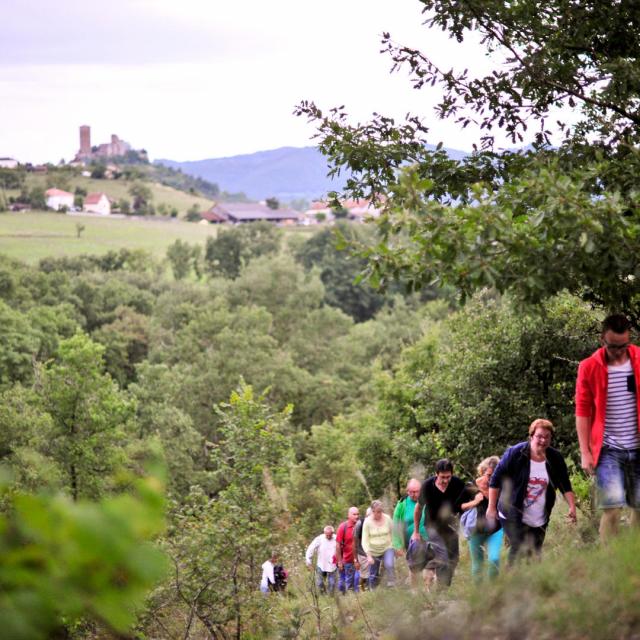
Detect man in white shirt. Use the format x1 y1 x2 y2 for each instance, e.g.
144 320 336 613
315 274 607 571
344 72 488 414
305 525 337 594
260 551 278 593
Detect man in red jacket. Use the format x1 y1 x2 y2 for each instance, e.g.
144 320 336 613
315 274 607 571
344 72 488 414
576 314 640 541
335 506 360 593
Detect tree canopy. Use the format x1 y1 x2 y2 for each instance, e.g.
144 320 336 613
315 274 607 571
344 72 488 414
296 0 640 324
395 0 640 150
0 218 620 636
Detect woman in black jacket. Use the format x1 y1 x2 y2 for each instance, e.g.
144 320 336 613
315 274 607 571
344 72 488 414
487 419 577 563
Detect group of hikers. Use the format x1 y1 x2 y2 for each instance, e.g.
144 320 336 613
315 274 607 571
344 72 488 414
261 314 640 593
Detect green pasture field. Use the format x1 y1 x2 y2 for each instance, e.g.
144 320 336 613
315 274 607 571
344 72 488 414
0 211 218 263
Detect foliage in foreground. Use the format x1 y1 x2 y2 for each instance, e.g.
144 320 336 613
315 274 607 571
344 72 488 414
0 461 167 639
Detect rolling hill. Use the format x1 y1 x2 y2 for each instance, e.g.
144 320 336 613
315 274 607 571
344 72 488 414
8 173 214 214
156 144 469 203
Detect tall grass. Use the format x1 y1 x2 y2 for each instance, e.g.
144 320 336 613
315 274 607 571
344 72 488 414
264 507 639 639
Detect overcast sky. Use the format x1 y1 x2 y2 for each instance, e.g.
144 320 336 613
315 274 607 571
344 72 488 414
1 0 507 164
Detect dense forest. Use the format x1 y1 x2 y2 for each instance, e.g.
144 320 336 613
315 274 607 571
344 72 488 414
0 217 615 639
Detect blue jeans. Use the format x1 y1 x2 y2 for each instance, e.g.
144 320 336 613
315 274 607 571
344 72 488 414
315 568 336 594
368 548 395 589
338 562 358 593
467 528 503 581
596 445 640 509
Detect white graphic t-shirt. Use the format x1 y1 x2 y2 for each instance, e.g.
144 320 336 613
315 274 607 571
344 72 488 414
522 459 548 527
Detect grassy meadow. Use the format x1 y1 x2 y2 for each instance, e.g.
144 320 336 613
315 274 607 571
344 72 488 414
0 211 219 263
0 168 322 264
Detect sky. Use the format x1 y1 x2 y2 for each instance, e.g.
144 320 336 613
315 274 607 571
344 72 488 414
2 0 507 164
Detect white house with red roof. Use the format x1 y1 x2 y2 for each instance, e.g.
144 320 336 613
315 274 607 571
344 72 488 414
45 188 74 211
303 198 382 224
342 198 383 221
83 192 111 215
0 157 18 169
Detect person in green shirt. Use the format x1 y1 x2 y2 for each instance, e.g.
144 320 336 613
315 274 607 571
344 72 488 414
392 478 427 551
393 478 427 586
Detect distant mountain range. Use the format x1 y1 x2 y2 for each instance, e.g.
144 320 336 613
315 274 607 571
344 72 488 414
156 144 469 203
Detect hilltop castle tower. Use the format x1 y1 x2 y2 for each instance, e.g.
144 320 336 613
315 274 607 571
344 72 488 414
79 125 91 157
73 124 144 163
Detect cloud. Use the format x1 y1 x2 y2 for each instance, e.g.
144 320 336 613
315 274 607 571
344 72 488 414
1 0 510 162
0 0 266 65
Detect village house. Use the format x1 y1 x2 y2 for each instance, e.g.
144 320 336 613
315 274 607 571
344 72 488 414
304 200 333 224
83 192 111 215
199 209 228 224
343 198 382 221
304 198 381 224
0 157 19 169
202 202 300 225
45 188 74 211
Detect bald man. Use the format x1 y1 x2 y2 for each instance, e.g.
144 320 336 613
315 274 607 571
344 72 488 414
393 478 426 552
335 506 360 593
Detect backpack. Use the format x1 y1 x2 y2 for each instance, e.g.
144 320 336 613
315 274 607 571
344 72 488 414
336 521 347 549
336 521 353 556
406 537 436 572
271 564 288 592
460 507 478 539
354 517 365 555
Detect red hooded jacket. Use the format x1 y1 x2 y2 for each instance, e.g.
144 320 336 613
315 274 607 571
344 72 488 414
575 344 640 466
